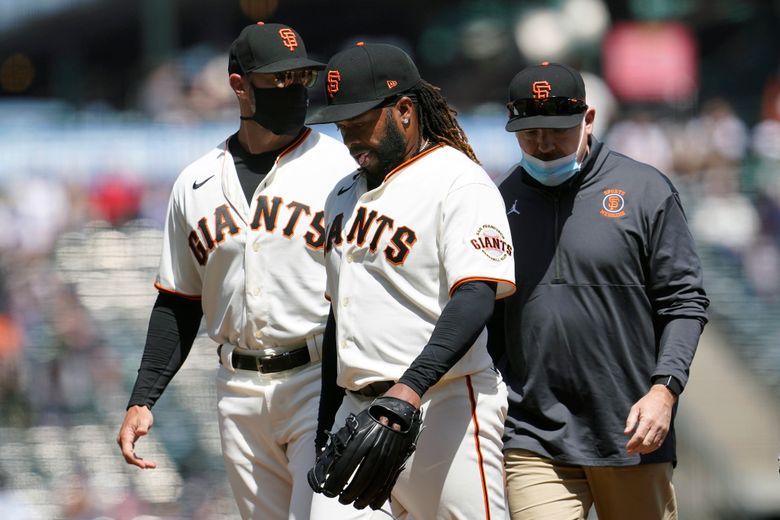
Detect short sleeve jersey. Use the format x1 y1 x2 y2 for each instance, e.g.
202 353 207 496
323 144 516 390
155 128 356 350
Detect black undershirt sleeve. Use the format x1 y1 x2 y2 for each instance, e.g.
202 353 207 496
486 298 507 366
126 292 203 409
315 305 345 452
398 281 497 397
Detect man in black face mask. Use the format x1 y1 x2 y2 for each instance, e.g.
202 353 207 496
117 21 356 520
230 23 315 137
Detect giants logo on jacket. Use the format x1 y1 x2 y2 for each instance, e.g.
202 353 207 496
325 206 417 265
187 196 326 265
600 189 626 218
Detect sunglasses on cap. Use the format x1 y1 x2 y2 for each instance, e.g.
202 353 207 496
376 92 419 109
506 97 587 118
271 69 319 88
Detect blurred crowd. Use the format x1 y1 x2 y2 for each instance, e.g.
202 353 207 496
1 45 779 519
134 46 235 124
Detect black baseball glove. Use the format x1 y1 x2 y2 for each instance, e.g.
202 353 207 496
307 396 423 510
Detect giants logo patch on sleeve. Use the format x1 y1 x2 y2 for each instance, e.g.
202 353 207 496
470 225 512 261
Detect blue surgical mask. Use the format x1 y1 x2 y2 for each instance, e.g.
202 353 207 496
520 151 580 186
520 122 585 186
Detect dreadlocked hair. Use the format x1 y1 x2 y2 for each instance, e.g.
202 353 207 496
410 80 480 164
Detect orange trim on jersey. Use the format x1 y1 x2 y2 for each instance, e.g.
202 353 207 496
449 277 517 298
466 375 491 520
383 143 444 183
154 281 202 301
277 127 312 162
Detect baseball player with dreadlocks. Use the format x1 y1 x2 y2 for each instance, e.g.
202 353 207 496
116 22 355 519
305 43 515 519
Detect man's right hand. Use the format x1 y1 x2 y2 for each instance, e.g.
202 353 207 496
117 405 157 469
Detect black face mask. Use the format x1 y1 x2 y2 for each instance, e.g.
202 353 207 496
241 85 308 135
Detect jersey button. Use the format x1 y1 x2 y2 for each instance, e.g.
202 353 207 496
342 297 349 307
346 253 354 263
253 287 262 296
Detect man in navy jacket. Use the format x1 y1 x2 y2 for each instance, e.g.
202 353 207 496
491 62 709 520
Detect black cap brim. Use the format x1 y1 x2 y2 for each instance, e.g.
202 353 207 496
505 113 585 132
306 99 385 125
247 57 326 74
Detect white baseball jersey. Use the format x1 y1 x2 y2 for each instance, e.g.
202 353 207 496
323 144 516 390
155 128 356 351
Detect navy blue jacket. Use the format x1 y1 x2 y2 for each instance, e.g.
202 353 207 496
491 138 709 466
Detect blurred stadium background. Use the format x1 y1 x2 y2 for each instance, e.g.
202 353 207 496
0 1 779 519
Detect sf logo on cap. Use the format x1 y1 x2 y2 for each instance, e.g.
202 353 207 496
327 70 341 97
532 81 551 99
279 28 298 51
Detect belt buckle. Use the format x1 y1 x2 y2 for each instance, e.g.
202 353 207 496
259 350 290 374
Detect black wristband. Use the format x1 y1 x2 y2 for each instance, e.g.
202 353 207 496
652 375 683 397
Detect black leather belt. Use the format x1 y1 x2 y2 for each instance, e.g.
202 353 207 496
218 344 311 374
350 380 395 397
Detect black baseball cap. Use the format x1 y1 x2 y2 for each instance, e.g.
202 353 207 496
505 62 588 132
306 42 421 124
228 22 326 75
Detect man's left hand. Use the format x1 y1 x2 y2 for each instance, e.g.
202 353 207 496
624 384 676 455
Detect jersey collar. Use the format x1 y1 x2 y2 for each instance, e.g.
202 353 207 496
382 143 444 184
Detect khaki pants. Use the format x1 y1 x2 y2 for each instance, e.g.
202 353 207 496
505 449 677 520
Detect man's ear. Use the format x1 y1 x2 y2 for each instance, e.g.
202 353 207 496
584 106 597 134
396 96 415 125
395 96 415 119
229 73 247 96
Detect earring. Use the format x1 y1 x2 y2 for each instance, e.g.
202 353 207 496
402 118 409 126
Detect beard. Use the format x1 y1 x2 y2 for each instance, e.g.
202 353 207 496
361 111 408 188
